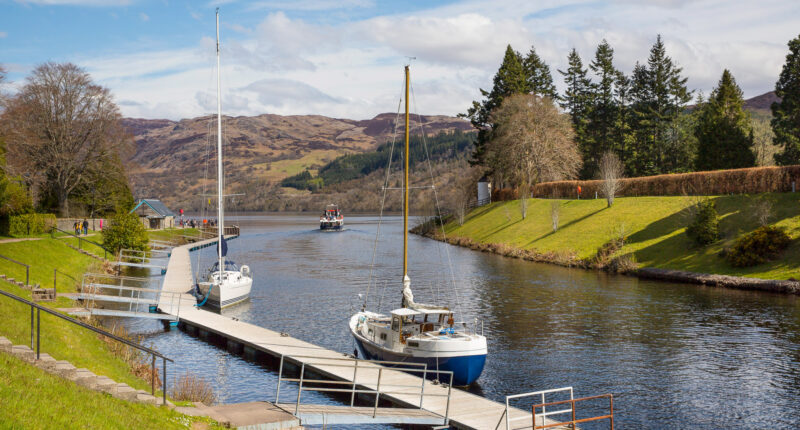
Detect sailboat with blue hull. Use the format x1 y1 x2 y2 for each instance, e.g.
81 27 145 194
349 65 487 387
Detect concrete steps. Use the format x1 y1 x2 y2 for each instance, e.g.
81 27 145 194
0 335 172 408
32 287 55 302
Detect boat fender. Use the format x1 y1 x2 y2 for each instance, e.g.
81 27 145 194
240 265 250 276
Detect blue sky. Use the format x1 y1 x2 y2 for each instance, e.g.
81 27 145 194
2 0 798 120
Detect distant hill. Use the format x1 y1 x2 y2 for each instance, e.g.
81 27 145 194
122 113 473 210
743 91 780 114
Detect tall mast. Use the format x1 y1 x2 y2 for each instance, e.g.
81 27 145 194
402 65 410 285
216 8 224 274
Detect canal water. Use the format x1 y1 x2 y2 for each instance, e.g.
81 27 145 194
125 214 800 429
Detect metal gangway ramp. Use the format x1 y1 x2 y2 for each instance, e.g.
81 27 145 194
274 354 452 427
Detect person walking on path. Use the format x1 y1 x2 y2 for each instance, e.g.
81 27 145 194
73 221 79 235
82 219 89 236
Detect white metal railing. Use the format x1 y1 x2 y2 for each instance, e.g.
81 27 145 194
78 273 186 319
505 386 574 430
275 354 453 425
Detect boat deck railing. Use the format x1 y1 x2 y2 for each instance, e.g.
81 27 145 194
275 354 453 426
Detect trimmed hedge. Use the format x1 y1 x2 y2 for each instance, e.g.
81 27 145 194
499 165 800 200
0 213 57 237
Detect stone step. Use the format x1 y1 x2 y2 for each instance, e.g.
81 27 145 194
7 278 14 283
34 353 57 371
95 376 117 392
0 337 11 353
0 274 6 278
10 345 34 363
74 370 99 389
135 392 158 405
54 361 77 379
110 383 138 401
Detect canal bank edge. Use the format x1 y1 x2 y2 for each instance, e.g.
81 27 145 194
414 194 800 295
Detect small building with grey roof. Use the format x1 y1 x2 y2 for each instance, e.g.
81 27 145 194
130 199 176 230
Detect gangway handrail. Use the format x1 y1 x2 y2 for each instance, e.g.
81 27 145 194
532 393 614 429
504 386 573 430
0 253 30 286
275 354 453 426
0 288 172 404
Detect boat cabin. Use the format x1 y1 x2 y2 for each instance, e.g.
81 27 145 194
322 204 340 220
367 308 453 347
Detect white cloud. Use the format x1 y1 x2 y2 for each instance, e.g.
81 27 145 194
72 0 799 120
245 0 373 11
139 12 149 21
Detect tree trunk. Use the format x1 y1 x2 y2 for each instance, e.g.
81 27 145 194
58 189 70 217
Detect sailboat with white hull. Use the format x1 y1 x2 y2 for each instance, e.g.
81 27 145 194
196 9 252 309
349 65 487 387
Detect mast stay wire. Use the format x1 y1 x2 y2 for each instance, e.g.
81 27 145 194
363 76 406 311
409 81 464 321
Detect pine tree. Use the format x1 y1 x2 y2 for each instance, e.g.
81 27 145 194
614 70 633 171
629 35 693 175
584 40 620 177
522 46 558 99
773 34 800 165
558 49 593 177
464 45 527 167
695 70 755 170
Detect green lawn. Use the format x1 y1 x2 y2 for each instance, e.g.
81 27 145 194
0 352 217 429
0 238 161 394
445 192 800 280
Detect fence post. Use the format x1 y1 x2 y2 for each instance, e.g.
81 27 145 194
350 359 358 407
162 358 166 406
36 308 40 360
30 304 34 349
374 368 382 418
275 355 284 404
151 354 155 395
54 269 57 290
296 363 305 415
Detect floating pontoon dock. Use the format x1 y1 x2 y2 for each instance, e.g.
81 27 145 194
157 237 541 429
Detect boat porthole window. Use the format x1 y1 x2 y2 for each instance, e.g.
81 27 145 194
408 341 419 347
380 333 387 340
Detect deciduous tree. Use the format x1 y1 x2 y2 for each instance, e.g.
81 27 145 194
488 94 581 218
464 45 527 168
1 62 130 216
599 151 623 207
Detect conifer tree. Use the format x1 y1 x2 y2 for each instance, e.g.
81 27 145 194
464 45 527 167
695 70 755 170
584 40 620 177
522 46 558 99
558 49 593 176
628 35 693 175
613 70 633 170
773 34 800 165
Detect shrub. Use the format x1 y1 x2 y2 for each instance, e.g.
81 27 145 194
102 211 149 254
170 372 216 405
726 226 791 267
686 200 719 245
0 213 56 237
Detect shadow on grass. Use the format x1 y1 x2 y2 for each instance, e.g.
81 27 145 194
523 207 606 247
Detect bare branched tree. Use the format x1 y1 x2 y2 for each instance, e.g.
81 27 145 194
599 151 623 208
488 94 581 219
1 62 129 216
446 164 484 225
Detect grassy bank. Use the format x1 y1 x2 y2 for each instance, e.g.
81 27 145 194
440 193 800 280
0 353 210 429
0 237 158 392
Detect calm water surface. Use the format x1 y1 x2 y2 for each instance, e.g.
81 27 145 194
125 214 800 429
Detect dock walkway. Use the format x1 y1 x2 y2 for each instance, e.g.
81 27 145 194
159 238 537 430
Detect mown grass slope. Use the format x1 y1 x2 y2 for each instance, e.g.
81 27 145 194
0 353 210 429
444 193 800 280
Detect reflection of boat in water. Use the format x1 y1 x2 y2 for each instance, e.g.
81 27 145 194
349 65 487 387
319 204 344 230
195 9 252 309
